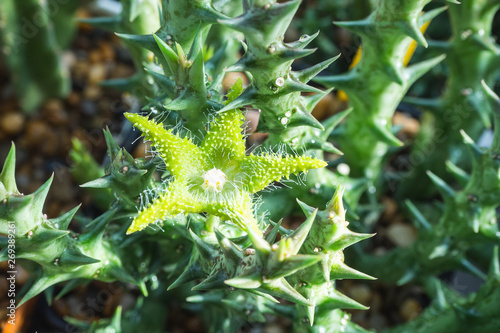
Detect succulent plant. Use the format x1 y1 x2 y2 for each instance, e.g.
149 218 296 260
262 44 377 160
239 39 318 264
0 144 141 307
0 0 77 112
384 248 500 333
399 0 500 198
2 0 500 332
353 82 500 284
124 79 325 235
316 0 447 187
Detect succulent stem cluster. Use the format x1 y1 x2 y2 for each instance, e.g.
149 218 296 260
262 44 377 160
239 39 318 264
355 83 500 285
399 0 500 198
0 0 77 111
0 145 142 307
316 0 447 183
1 0 500 332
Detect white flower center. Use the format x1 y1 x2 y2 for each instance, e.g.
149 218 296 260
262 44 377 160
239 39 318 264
202 168 227 192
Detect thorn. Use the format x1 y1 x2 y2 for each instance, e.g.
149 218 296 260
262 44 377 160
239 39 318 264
334 19 374 38
306 304 316 326
470 34 499 54
489 246 499 276
321 289 369 311
225 275 262 289
280 79 323 94
189 229 218 259
397 269 416 285
296 199 316 218
192 270 227 290
302 89 333 113
287 107 324 131
215 229 244 262
267 255 322 279
78 16 120 31
245 224 271 258
434 279 447 309
382 64 404 85
460 258 487 280
145 67 176 94
0 143 19 195
31 175 54 218
285 209 318 255
153 34 179 75
165 95 194 111
327 185 346 220
398 20 427 47
265 219 283 244
460 130 484 156
405 200 431 230
329 261 377 281
331 231 374 252
81 209 116 242
445 161 470 186
429 243 449 260
427 171 455 198
115 33 159 54
259 277 312 306
419 7 448 26
405 54 446 86
286 31 320 49
370 123 403 147
313 73 353 90
217 88 257 113
403 96 442 110
295 55 340 83
80 176 113 189
168 262 206 290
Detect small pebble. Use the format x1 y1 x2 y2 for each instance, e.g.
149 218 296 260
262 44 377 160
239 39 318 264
381 196 398 223
83 85 102 100
400 298 421 321
349 284 372 305
66 91 81 107
24 120 49 146
311 92 343 120
61 51 76 68
393 112 420 138
387 223 417 248
373 247 387 256
15 265 29 285
87 63 107 84
88 49 102 63
110 64 135 79
73 60 90 81
264 323 285 333
43 99 68 126
222 72 248 91
0 112 24 135
99 41 115 62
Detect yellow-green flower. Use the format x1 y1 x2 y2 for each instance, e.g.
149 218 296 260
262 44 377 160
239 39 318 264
125 79 326 235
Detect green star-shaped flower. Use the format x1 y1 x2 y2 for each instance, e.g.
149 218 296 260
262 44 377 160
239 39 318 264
125 80 326 235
